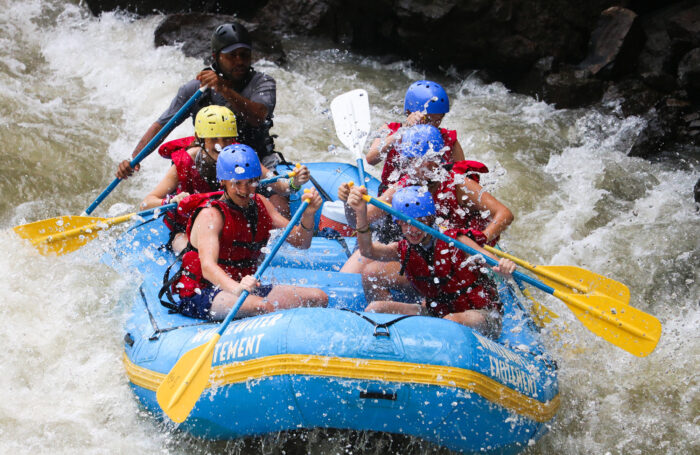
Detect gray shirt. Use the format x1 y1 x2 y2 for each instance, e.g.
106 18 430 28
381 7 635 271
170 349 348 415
157 69 277 157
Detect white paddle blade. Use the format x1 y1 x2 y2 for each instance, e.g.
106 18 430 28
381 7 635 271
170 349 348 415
330 89 371 158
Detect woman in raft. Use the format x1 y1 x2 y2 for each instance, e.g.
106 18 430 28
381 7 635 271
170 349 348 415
347 184 516 339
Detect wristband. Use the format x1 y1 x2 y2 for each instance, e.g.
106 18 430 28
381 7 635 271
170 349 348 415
355 225 370 234
162 194 173 205
300 220 313 232
289 178 301 192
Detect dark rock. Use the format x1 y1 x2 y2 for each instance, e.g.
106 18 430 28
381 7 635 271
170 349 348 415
578 7 645 80
695 177 700 204
515 56 557 97
84 0 267 16
541 67 606 109
666 4 700 47
602 78 663 116
153 14 286 65
628 95 693 158
255 0 336 35
678 48 700 102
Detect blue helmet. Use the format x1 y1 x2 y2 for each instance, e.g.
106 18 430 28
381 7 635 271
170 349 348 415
404 80 449 114
397 124 445 158
216 144 262 181
392 186 436 219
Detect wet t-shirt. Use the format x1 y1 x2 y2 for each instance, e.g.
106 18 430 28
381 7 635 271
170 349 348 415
157 69 276 158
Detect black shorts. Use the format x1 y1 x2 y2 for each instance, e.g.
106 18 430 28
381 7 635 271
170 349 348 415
179 284 274 320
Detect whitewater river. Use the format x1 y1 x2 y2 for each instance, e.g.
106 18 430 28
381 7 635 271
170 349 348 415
0 1 697 453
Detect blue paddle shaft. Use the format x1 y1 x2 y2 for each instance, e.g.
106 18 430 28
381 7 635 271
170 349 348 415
216 199 311 335
135 202 177 219
356 158 366 186
259 173 290 187
84 87 207 215
365 197 556 296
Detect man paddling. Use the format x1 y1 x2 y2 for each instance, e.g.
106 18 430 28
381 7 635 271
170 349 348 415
161 144 327 320
117 22 278 179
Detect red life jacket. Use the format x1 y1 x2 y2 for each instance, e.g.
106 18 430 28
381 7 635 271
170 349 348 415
171 148 218 195
398 228 500 317
161 143 221 232
173 195 273 298
396 163 497 245
158 136 196 158
164 191 223 233
379 122 457 191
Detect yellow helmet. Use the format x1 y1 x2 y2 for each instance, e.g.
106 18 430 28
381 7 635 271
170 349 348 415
194 105 238 138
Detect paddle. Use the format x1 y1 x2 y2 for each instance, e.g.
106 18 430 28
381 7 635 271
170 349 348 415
83 86 208 216
13 203 177 256
484 246 630 305
359 192 662 357
331 89 371 187
259 164 300 187
156 191 313 423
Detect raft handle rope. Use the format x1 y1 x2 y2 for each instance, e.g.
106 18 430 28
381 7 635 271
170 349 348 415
341 308 415 337
139 285 211 341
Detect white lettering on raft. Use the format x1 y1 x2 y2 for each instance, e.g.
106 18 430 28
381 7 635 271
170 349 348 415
214 333 266 363
488 355 537 396
473 332 528 368
189 313 284 344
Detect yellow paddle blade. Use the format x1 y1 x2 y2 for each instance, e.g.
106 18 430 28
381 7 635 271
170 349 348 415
554 290 661 357
536 265 630 304
13 213 133 256
156 335 218 423
485 247 630 304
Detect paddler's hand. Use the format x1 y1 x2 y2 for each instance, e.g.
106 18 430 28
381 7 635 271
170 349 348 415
116 160 140 180
346 185 368 212
302 188 323 213
337 182 352 202
237 275 260 295
405 111 426 127
171 192 191 205
291 165 310 188
492 258 516 278
197 69 228 94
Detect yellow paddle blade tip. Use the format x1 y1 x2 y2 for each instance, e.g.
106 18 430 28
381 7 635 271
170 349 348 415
156 335 219 423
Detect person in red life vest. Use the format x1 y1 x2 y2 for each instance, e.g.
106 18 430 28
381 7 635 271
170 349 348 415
339 124 513 282
347 184 515 338
164 144 327 321
365 80 465 194
140 105 309 253
117 22 279 180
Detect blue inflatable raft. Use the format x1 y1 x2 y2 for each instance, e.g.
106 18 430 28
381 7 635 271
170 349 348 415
104 162 560 454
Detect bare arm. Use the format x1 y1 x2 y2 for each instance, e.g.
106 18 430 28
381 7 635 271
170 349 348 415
262 189 322 249
197 70 268 127
450 139 465 162
366 125 398 165
340 183 396 228
455 234 516 277
347 186 401 261
190 207 248 294
140 165 180 210
456 178 514 242
264 165 310 196
132 122 164 158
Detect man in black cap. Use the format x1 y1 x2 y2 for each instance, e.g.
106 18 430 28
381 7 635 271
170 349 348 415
117 22 278 179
